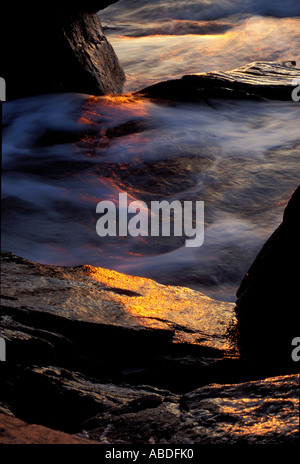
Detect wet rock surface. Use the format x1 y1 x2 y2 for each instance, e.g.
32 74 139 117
85 373 299 444
136 61 300 102
0 366 298 444
0 251 239 393
0 251 299 443
0 251 237 349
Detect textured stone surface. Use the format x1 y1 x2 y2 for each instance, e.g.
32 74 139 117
0 367 298 444
81 374 300 444
0 251 240 395
136 61 300 101
2 3 125 99
0 252 299 443
0 251 236 353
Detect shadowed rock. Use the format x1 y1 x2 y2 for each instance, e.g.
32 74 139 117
2 3 125 99
1 369 298 444
235 185 300 362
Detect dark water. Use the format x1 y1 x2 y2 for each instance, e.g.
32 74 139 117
2 1 300 302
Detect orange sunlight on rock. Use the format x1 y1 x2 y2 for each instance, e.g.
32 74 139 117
84 264 237 351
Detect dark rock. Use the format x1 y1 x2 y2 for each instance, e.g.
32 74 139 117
0 363 174 436
0 251 236 356
136 61 300 102
1 3 125 99
235 186 300 362
175 373 299 444
85 374 299 444
0 251 240 393
0 364 298 444
0 251 298 443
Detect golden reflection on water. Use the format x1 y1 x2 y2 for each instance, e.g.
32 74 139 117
79 94 150 122
77 94 151 160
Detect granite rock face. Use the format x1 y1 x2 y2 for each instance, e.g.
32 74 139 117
2 3 125 99
235 186 300 362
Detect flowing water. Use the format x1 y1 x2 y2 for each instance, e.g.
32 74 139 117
100 0 300 91
2 0 300 302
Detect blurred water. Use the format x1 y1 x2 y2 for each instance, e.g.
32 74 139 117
100 0 300 91
101 0 300 23
2 92 300 301
2 1 300 302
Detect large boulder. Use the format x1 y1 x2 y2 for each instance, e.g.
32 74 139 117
235 185 300 363
2 3 125 99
